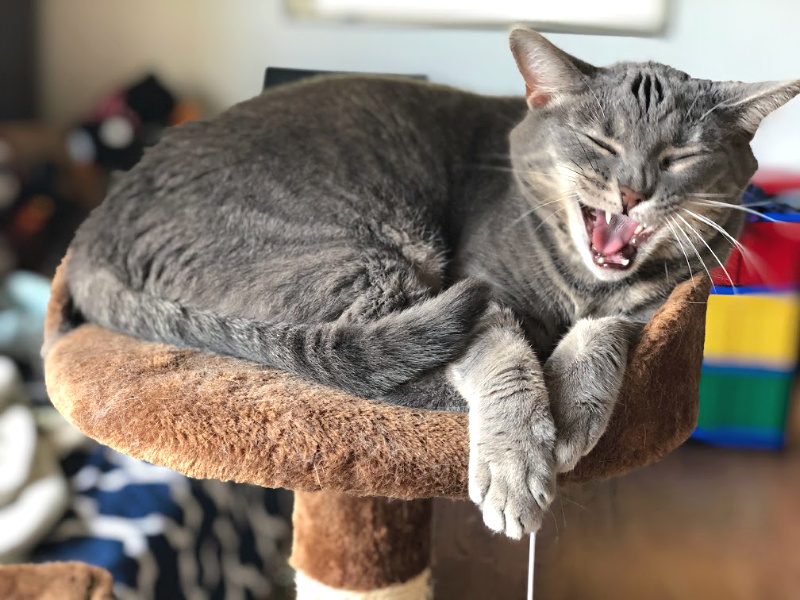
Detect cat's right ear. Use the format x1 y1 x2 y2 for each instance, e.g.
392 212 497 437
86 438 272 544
710 79 800 136
509 27 595 109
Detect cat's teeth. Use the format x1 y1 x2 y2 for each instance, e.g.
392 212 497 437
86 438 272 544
604 212 611 225
634 224 644 235
621 258 630 266
596 256 606 264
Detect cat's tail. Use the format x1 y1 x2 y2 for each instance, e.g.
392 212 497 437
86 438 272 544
67 266 490 398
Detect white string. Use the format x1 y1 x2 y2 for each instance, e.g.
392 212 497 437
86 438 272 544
527 533 536 600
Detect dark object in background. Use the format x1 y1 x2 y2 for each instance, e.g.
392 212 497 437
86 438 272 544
127 74 179 148
263 67 427 90
65 74 175 173
3 161 86 275
65 74 200 174
0 75 200 278
127 75 177 128
0 0 37 120
0 126 92 277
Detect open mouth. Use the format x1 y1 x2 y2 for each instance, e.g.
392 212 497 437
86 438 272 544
579 203 655 270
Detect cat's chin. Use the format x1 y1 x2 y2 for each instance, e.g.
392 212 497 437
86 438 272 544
572 201 659 281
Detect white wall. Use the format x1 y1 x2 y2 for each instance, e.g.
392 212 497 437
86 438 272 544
39 0 800 168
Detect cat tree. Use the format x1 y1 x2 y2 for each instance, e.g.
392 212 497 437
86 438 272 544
43 256 710 599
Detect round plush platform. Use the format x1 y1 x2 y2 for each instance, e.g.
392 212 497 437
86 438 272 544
43 258 710 499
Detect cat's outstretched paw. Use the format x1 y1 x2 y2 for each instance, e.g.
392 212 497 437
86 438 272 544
468 409 556 539
447 310 558 539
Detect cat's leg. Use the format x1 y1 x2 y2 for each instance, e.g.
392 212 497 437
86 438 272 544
447 303 556 539
544 316 642 473
381 369 469 412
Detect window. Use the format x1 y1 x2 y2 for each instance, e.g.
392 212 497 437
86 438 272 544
287 0 669 35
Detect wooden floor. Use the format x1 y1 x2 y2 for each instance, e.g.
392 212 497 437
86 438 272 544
432 442 800 600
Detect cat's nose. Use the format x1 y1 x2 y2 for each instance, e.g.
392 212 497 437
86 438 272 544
620 186 646 212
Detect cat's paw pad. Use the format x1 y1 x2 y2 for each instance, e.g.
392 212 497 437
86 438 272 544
469 432 556 539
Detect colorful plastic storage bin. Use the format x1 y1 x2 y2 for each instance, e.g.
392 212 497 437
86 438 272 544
695 180 800 450
694 366 794 449
696 289 800 450
703 292 800 371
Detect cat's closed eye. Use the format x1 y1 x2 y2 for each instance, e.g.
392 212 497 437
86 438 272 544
583 133 619 156
660 150 705 171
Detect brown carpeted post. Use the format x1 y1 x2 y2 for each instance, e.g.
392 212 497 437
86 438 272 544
291 491 433 599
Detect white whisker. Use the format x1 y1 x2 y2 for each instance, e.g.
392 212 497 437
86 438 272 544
531 204 570 234
502 195 573 232
682 208 772 280
686 193 735 198
685 94 700 120
673 218 714 284
578 71 607 123
676 213 736 291
689 199 779 223
666 217 696 286
470 164 578 185
681 208 745 253
699 98 732 122
559 164 585 178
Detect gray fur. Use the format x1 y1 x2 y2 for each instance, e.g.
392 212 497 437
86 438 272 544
544 316 640 473
65 28 799 538
447 302 556 538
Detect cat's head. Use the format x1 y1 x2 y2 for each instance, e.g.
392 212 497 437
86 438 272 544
507 28 799 283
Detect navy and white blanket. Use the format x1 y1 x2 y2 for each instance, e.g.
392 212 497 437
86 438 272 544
33 443 293 600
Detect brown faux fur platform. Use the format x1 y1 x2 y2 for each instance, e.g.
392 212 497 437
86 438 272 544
43 257 710 498
0 562 114 600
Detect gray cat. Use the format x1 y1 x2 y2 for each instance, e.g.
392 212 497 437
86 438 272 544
65 28 798 538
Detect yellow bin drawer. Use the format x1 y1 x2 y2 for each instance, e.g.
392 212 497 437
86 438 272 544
704 293 800 369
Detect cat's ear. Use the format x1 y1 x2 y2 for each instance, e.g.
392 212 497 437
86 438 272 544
509 27 596 109
711 80 800 135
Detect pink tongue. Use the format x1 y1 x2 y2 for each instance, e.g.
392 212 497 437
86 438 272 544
592 212 640 255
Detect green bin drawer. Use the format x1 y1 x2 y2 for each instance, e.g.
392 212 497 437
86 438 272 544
697 367 793 430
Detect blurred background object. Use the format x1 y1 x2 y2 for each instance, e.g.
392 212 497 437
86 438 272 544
0 0 37 121
286 0 669 34
1 0 799 598
698 181 800 450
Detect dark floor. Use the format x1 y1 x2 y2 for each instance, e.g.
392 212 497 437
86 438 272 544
432 442 800 599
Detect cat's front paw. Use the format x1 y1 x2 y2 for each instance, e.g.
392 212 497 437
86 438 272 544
551 408 609 473
544 317 635 473
547 374 620 473
468 409 556 539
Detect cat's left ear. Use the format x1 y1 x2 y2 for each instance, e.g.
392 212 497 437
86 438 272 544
712 80 800 135
509 27 596 109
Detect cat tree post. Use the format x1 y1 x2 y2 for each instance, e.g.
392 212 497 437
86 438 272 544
291 492 432 598
43 256 710 599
